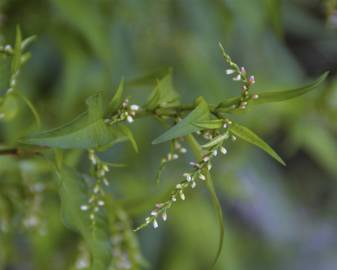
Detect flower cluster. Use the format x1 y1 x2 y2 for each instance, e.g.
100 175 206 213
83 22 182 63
105 99 140 126
134 125 234 231
218 42 259 111
80 150 111 225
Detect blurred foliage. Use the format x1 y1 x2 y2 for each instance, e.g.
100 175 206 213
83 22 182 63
1 0 337 270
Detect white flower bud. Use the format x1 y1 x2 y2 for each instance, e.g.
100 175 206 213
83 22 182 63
226 69 235 75
191 181 196 189
153 219 158 229
80 205 89 211
162 211 167 221
130 104 140 111
212 150 218 156
98 200 105 206
199 174 206 181
220 147 227 155
233 74 241 81
179 190 185 200
127 115 134 123
180 148 187 154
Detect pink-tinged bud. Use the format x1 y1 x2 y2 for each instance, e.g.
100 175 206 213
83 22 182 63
248 75 255 85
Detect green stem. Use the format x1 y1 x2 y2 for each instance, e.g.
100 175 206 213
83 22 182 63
186 135 225 269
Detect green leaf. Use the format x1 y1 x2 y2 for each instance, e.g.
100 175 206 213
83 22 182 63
11 26 22 74
20 93 127 149
219 72 328 109
230 122 286 166
126 67 169 88
21 35 36 51
108 79 124 114
252 72 329 104
58 167 112 270
186 135 224 269
145 71 180 110
118 124 139 153
152 97 210 144
192 119 223 130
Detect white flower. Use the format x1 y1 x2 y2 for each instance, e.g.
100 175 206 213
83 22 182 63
153 219 159 229
191 181 196 189
203 156 210 162
199 174 206 181
103 178 109 186
173 154 179 160
127 115 134 123
171 195 177 202
220 147 227 155
80 205 89 211
207 163 212 170
226 69 235 75
179 190 186 200
212 150 218 156
233 74 241 81
223 123 228 129
94 186 100 194
249 75 256 84
183 173 192 182
130 104 140 111
180 148 187 154
98 200 105 206
162 211 167 221
176 184 182 189
252 94 259 100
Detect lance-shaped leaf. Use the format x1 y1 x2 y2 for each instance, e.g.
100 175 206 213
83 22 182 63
230 122 286 166
108 79 124 114
219 72 328 109
144 71 180 110
152 97 210 144
20 93 127 149
192 119 223 130
58 167 112 270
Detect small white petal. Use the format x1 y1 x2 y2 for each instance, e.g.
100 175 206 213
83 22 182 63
212 150 218 156
151 210 158 216
226 69 235 75
173 154 179 160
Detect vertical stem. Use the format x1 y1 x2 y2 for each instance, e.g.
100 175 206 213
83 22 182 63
186 134 225 269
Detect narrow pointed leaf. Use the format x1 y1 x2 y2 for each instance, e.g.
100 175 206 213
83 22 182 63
252 72 329 104
145 71 180 110
118 124 139 153
192 119 223 130
219 72 328 109
152 97 210 144
108 79 124 113
20 93 128 149
230 122 286 166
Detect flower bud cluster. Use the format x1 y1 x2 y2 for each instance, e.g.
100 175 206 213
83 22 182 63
135 128 232 231
80 150 111 225
219 42 259 111
104 99 140 126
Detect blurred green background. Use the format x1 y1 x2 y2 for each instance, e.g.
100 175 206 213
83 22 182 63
1 0 337 269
